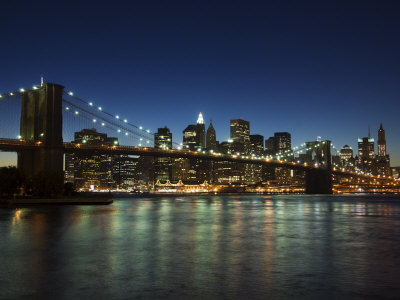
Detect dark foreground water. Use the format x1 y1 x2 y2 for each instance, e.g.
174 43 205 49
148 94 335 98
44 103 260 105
1 195 400 300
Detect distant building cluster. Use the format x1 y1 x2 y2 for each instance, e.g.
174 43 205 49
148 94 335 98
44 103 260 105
64 114 394 191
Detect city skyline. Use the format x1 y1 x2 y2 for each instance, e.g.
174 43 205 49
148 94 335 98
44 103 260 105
0 104 396 166
1 1 400 165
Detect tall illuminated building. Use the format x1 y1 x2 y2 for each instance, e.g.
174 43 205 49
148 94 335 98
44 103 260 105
249 134 264 183
197 112 206 148
274 132 291 154
265 137 275 156
340 145 355 171
377 123 386 157
230 119 250 149
206 120 217 151
182 113 209 183
230 119 251 183
376 123 391 176
154 127 172 181
340 145 353 160
358 136 375 174
155 127 172 149
183 125 199 150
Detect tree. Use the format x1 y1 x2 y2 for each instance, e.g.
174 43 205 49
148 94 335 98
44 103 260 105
31 170 64 198
0 166 25 198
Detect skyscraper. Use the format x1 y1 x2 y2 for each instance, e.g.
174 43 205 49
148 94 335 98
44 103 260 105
183 125 199 150
230 119 251 183
376 123 391 176
206 120 217 151
230 119 250 148
249 134 264 184
274 132 291 154
250 134 264 156
155 127 172 149
265 137 275 156
377 123 386 157
197 112 206 148
340 145 353 160
154 127 172 181
358 137 375 174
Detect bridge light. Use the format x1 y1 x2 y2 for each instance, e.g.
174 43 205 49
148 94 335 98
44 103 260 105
140 138 143 141
19 88 25 92
146 140 150 143
75 111 79 115
98 107 102 111
101 123 105 126
115 115 119 119
93 119 96 123
0 94 2 98
124 119 128 123
10 92 14 96
117 129 121 133
139 143 142 147
125 132 128 136
68 91 74 96
66 107 70 110
139 126 143 130
146 129 150 133
17 135 22 139
114 141 118 145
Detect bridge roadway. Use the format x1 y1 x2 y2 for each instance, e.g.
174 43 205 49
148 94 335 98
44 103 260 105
0 138 393 182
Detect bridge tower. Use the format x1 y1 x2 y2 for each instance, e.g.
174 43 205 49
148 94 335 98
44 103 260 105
305 140 333 194
18 83 64 177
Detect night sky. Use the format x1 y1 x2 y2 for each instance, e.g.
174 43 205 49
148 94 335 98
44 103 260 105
1 1 400 165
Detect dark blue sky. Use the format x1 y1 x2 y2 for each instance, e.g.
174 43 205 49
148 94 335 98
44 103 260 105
1 0 400 164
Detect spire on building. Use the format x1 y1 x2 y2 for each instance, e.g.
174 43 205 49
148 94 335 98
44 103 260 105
40 75 44 87
197 112 204 124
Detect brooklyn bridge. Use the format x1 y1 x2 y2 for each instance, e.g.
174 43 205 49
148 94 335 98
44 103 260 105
0 83 398 194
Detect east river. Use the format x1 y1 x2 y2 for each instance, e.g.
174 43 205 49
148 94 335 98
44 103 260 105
1 195 400 299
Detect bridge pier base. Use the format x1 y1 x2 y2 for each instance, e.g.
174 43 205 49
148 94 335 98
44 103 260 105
18 83 64 178
305 168 333 194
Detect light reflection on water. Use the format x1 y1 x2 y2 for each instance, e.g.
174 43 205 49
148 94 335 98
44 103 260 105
1 195 400 299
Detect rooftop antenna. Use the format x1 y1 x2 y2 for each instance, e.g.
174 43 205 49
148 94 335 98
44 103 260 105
368 125 370 139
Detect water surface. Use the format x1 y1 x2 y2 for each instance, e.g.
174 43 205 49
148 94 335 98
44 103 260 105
1 195 400 299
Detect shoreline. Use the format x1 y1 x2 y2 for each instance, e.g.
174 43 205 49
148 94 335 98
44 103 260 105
1 197 113 205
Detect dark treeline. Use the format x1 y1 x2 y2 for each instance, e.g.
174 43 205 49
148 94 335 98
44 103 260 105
0 166 74 198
